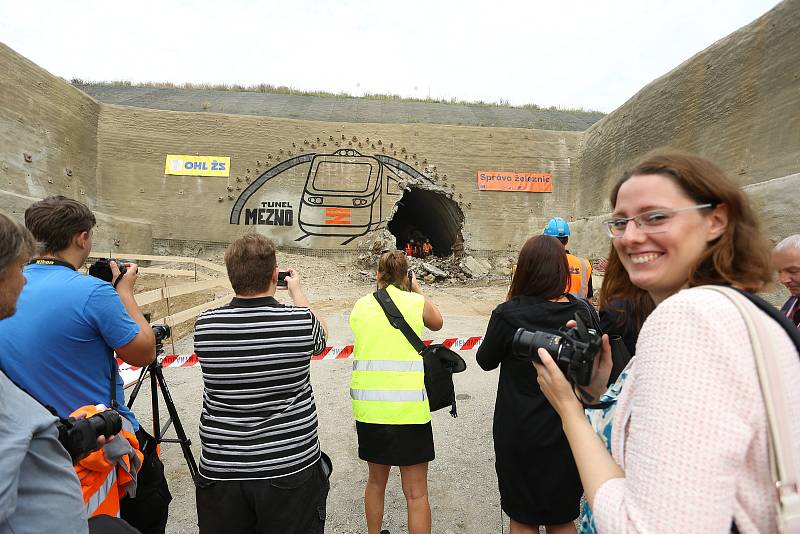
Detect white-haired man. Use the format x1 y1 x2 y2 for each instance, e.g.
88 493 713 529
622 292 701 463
773 234 800 328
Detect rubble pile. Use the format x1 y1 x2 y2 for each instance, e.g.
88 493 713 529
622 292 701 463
350 231 513 286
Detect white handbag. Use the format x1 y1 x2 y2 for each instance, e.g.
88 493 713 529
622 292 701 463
705 286 800 534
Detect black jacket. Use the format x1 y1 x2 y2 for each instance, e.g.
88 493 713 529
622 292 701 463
477 295 599 447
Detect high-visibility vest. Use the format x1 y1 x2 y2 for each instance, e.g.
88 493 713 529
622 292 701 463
566 254 592 300
349 284 431 424
71 405 143 518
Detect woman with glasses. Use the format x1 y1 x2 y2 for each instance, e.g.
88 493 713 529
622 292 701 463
534 151 800 533
350 249 443 534
477 235 601 534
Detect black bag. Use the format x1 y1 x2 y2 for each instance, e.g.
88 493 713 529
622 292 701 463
120 428 172 534
373 289 466 417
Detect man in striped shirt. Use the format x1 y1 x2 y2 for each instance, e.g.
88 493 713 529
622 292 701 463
194 234 330 533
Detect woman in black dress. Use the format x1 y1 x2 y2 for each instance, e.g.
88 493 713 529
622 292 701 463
477 235 599 534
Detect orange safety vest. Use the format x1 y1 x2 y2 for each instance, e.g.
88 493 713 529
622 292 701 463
566 253 592 300
71 405 143 518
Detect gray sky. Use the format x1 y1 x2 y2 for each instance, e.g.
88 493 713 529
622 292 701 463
0 0 781 112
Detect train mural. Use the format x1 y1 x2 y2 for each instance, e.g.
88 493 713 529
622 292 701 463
230 149 437 245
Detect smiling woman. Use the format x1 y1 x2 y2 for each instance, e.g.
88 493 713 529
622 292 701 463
532 151 800 533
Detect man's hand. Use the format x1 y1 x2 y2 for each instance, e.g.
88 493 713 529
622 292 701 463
284 267 301 294
111 261 138 294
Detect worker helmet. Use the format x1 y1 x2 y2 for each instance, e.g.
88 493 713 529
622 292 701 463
543 217 571 237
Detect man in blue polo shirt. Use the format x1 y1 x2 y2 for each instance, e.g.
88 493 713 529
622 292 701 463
0 196 154 428
0 196 170 533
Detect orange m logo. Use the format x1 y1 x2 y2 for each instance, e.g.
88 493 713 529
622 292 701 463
325 207 351 225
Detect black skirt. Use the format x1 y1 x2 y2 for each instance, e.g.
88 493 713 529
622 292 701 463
356 421 435 466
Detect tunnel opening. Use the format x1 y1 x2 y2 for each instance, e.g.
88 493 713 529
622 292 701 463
387 187 464 258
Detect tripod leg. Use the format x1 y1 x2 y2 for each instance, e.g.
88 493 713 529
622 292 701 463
150 365 161 443
126 366 149 408
153 366 199 483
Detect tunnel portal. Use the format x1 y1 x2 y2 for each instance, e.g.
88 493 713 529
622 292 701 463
387 187 464 257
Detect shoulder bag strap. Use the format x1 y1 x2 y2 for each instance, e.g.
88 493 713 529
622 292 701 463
704 286 800 532
373 289 427 354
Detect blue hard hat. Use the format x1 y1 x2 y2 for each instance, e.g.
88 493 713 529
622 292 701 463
543 217 570 237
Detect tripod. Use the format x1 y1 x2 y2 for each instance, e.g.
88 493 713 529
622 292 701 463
127 341 199 483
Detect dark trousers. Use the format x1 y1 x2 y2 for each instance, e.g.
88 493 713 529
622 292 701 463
196 459 329 534
120 429 172 534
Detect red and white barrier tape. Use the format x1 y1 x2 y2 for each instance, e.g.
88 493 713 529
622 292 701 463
119 335 483 379
120 336 482 387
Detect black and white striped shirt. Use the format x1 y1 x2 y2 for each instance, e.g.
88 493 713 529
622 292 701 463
194 296 326 480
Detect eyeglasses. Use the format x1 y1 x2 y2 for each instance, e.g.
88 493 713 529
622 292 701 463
603 203 715 238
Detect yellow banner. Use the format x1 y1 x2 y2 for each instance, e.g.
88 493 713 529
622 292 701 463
165 155 230 177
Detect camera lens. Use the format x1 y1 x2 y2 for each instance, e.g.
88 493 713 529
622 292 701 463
512 329 562 362
88 410 123 438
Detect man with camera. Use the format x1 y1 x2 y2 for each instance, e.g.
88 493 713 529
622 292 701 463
0 213 140 534
0 196 169 533
193 234 330 533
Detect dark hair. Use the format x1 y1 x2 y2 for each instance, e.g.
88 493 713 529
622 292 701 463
0 213 35 273
24 196 96 254
377 250 409 290
601 150 773 305
508 235 570 300
224 234 276 295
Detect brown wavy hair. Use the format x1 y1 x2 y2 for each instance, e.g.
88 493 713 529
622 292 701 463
378 250 410 290
508 235 570 300
600 150 773 308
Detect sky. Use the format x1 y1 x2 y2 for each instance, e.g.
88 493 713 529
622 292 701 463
0 0 782 113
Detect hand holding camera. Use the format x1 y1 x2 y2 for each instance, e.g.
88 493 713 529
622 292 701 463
88 258 138 293
57 409 123 464
516 313 612 415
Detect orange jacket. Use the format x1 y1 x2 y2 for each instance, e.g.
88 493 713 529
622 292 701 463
566 253 592 300
70 405 143 518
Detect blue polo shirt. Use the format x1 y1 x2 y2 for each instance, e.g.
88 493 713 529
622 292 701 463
0 264 140 429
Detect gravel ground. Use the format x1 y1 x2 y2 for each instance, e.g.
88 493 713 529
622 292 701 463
128 269 552 533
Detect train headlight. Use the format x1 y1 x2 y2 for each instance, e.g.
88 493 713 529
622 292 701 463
352 198 368 206
307 196 323 205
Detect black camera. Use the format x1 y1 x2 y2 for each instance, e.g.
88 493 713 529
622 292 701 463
512 313 601 386
277 271 288 288
57 410 123 463
152 324 171 344
88 258 127 284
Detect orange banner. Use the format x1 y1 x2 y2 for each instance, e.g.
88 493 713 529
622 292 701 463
477 171 553 192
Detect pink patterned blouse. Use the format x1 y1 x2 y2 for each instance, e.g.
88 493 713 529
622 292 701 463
592 287 800 533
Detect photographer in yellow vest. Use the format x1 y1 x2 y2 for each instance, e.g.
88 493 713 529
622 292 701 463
543 217 593 301
349 249 443 534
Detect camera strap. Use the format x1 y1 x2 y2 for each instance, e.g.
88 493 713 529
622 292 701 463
28 257 76 271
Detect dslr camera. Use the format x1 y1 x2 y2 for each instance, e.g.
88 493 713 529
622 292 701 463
57 409 123 463
152 323 171 345
512 313 601 386
88 258 127 283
